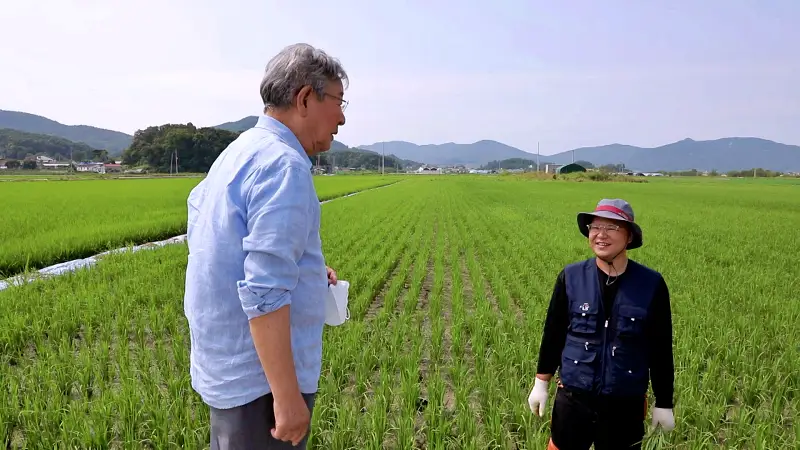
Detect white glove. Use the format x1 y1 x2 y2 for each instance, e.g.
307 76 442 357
652 407 675 431
527 378 550 416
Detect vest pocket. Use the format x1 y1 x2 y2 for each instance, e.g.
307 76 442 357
569 312 598 334
609 345 647 391
615 304 646 337
560 340 597 391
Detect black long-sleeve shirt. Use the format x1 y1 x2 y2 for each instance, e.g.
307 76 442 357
536 264 675 408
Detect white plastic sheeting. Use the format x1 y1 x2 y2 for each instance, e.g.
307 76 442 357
318 181 397 204
0 235 188 292
0 180 400 292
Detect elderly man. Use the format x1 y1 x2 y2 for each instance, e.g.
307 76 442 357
527 199 675 450
183 43 347 449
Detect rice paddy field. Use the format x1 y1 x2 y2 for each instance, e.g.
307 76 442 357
1 174 798 449
0 175 398 277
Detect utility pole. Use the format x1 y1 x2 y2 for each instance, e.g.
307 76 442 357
381 142 385 174
572 149 575 163
537 142 540 172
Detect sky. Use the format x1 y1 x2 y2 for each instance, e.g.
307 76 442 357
1 1 798 156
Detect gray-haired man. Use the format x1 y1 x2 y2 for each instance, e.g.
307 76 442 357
183 43 347 449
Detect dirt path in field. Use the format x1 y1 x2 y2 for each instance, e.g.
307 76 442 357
457 246 487 442
440 233 456 415
468 229 525 325
458 249 477 371
480 269 501 315
415 218 437 366
412 217 438 449
363 252 406 322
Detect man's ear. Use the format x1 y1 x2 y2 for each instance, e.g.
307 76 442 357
296 85 313 116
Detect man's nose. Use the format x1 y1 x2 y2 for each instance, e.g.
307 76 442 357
338 112 346 126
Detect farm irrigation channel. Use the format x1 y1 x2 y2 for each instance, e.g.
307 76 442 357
0 180 402 292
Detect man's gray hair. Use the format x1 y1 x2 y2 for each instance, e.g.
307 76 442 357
260 43 349 110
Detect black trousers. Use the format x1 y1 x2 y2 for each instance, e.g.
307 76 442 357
210 392 316 450
550 386 647 450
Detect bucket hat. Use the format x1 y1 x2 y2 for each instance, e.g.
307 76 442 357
577 198 643 249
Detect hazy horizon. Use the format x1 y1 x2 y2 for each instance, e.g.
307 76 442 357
2 1 798 156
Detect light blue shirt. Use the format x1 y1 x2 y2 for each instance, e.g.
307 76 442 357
183 115 328 410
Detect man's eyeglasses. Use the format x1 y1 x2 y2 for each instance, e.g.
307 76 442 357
324 93 348 112
587 224 621 234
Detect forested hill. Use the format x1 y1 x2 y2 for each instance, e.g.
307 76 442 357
0 110 132 154
121 122 413 173
0 128 105 162
314 148 407 172
121 123 239 173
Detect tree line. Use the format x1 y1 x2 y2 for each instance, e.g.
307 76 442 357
0 128 107 165
480 158 597 171
120 123 409 173
121 123 239 173
1 124 413 173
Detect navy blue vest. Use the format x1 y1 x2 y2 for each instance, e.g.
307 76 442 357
559 258 660 397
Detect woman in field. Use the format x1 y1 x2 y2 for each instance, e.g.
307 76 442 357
527 198 676 450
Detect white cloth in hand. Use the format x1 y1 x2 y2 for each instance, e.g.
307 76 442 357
527 378 550 416
652 407 675 431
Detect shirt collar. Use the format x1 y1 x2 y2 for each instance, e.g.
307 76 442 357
255 115 312 168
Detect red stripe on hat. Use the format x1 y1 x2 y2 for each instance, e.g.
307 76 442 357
595 205 631 221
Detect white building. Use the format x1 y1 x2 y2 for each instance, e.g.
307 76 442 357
544 163 564 174
75 162 106 173
415 166 442 174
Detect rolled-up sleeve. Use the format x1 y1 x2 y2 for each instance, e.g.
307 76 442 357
237 165 311 320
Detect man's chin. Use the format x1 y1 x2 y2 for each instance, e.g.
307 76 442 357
306 142 330 157
317 141 331 153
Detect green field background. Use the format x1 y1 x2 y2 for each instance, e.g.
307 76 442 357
0 175 399 277
1 175 798 449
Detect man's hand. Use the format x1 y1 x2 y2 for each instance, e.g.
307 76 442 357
271 393 311 446
326 266 337 285
527 376 550 416
248 306 307 443
652 407 675 431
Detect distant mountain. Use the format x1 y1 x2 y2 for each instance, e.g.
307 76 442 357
357 140 534 167
213 116 348 151
543 137 800 172
5 110 796 172
213 116 258 133
0 110 132 154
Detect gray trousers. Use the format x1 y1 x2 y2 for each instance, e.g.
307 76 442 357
210 393 316 450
